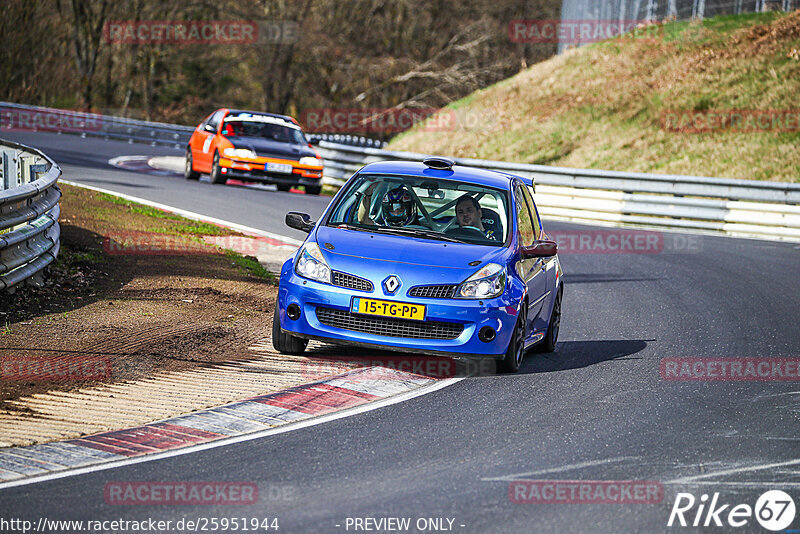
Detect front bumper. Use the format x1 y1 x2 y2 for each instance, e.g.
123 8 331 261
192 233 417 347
277 265 519 358
219 157 323 186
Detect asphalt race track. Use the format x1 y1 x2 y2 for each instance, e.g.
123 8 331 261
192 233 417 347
2 131 800 533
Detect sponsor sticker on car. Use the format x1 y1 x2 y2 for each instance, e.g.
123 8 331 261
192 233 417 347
351 297 426 321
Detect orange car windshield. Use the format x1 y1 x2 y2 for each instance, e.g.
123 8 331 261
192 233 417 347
222 119 305 144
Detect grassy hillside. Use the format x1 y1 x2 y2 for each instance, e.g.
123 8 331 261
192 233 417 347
389 11 800 181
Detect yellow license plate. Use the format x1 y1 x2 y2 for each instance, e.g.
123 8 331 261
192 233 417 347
351 297 426 321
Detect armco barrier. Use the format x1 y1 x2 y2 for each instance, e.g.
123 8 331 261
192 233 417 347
2 102 798 242
315 142 800 242
0 102 384 149
0 139 61 291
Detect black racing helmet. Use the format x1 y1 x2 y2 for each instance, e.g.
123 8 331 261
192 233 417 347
381 185 416 227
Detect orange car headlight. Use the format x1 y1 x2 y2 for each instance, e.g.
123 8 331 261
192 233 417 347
299 156 323 167
223 148 257 159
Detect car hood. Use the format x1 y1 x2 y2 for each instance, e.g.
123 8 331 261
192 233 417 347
227 136 314 160
313 225 508 286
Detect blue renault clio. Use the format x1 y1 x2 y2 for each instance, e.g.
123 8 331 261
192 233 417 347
273 157 563 373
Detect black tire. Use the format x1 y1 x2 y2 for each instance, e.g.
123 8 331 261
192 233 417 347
210 151 226 184
535 286 562 353
498 304 527 373
272 299 308 354
184 149 200 180
305 185 322 195
276 184 291 192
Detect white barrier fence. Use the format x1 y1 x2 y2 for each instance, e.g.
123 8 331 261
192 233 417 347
316 142 800 242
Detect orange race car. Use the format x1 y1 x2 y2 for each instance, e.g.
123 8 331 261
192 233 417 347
185 108 325 194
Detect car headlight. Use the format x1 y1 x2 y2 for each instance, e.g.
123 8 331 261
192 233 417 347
294 242 331 284
457 263 506 299
299 156 323 167
223 148 257 159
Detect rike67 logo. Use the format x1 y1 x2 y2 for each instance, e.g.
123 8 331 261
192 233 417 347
668 490 796 531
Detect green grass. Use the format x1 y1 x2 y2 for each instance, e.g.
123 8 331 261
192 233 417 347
225 250 274 282
99 194 183 220
389 11 800 182
98 193 231 235
91 188 275 282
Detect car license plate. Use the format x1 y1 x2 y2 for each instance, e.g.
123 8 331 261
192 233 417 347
351 297 426 321
266 162 292 174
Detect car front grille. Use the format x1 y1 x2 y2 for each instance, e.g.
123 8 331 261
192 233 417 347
408 284 457 299
332 271 374 292
315 307 463 340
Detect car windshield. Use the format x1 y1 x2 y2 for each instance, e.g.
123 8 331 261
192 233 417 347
326 173 510 246
222 114 306 144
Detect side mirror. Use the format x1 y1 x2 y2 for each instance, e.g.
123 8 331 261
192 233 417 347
521 240 558 258
203 123 216 133
286 212 315 233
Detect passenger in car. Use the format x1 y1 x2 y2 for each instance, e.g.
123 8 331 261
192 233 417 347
455 195 499 241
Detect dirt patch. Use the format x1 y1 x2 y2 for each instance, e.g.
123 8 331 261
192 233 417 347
0 184 280 408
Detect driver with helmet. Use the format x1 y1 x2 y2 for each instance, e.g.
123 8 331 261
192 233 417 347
380 185 417 226
357 183 418 227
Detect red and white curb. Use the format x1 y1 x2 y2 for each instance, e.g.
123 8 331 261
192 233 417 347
0 367 447 486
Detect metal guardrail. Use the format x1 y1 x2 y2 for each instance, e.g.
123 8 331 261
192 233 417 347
315 141 800 242
0 102 195 148
1 102 797 242
0 139 61 291
307 133 386 149
0 102 384 149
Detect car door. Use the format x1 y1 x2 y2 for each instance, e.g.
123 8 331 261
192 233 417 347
514 183 547 336
194 110 224 171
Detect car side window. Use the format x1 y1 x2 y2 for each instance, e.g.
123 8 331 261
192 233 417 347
515 185 536 246
207 110 225 132
520 184 542 241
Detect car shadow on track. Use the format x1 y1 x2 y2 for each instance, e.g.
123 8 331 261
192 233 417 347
519 339 651 375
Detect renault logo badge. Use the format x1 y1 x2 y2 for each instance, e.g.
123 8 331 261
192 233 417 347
383 275 401 295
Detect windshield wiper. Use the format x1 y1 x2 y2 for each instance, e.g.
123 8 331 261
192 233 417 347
332 223 373 233
332 223 463 243
369 226 463 243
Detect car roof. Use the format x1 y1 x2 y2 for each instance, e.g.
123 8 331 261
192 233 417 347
358 160 521 190
223 108 298 124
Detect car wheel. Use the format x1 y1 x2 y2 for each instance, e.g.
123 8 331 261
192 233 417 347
184 149 200 180
499 304 527 373
210 151 226 184
276 184 291 192
272 298 308 355
305 185 322 195
535 286 562 353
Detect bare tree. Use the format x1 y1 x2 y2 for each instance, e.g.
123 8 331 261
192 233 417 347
68 0 109 110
